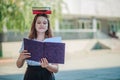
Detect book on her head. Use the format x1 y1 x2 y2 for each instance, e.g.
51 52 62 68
32 7 51 14
24 37 65 64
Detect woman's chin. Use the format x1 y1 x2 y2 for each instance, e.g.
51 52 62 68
37 30 46 33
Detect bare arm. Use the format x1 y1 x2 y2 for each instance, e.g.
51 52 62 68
16 56 25 68
46 64 58 73
41 58 59 73
16 50 31 68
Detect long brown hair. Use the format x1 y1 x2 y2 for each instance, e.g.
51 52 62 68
28 14 53 39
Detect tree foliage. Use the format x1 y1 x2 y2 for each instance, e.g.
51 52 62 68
0 0 63 32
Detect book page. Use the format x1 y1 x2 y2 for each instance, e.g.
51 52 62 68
44 37 62 43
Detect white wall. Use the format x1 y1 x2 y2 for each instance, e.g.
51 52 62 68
2 42 22 58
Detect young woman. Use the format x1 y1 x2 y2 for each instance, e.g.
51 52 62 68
16 14 58 80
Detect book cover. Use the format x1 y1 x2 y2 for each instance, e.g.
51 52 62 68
32 7 50 10
24 38 65 64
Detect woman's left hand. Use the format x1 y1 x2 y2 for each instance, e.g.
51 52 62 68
40 58 59 73
40 58 49 68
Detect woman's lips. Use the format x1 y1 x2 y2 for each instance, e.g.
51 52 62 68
39 27 45 29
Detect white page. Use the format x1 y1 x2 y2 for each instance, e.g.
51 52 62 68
44 37 62 43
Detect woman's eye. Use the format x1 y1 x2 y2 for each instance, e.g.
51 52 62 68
37 22 40 24
37 21 47 25
43 22 47 25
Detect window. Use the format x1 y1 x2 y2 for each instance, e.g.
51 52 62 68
82 22 84 29
60 18 93 30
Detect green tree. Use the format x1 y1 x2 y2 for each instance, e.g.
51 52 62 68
0 0 64 57
0 0 26 32
0 0 63 32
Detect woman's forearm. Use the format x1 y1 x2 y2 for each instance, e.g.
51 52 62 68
16 50 31 68
46 64 58 73
16 58 25 68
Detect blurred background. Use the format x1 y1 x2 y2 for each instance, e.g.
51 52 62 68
0 0 120 80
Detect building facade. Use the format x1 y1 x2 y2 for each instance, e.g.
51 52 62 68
54 0 120 39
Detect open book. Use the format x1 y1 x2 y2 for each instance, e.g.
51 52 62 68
24 37 65 64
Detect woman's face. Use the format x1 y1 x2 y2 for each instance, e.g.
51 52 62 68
35 16 48 33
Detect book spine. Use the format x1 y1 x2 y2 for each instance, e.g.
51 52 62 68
33 10 51 14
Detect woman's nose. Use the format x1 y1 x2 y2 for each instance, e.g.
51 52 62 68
40 23 44 26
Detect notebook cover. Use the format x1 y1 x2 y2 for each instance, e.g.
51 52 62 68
24 38 65 64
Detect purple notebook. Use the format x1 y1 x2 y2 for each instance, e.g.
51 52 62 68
24 38 65 64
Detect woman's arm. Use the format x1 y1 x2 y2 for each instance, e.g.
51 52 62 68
41 58 59 73
16 50 31 68
46 64 58 73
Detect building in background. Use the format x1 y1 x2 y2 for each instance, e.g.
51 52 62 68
54 0 120 39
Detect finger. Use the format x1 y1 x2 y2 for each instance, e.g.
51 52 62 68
42 58 45 64
44 58 48 63
43 58 48 66
24 53 31 55
25 55 31 58
43 58 47 63
22 50 28 53
41 58 44 63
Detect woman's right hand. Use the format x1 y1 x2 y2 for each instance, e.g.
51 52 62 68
16 50 31 68
18 50 31 61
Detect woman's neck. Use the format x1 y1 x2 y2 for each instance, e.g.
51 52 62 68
36 32 45 41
